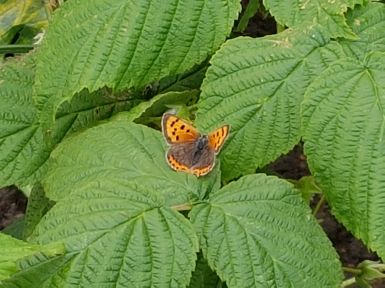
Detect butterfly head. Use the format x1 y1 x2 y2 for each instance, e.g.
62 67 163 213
196 135 209 150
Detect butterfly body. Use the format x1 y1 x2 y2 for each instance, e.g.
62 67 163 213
162 113 229 177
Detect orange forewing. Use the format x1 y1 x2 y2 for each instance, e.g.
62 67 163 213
162 113 200 144
208 125 230 153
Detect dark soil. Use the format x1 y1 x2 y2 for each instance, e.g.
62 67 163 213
0 186 27 230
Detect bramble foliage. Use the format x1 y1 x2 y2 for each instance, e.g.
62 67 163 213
1 0 385 287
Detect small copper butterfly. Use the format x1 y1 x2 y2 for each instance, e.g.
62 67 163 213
161 113 230 177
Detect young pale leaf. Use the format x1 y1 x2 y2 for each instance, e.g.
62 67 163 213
190 174 342 288
196 28 344 181
0 233 64 281
121 90 199 123
0 56 138 189
263 0 364 39
302 52 385 260
34 0 241 131
0 0 50 45
340 2 385 60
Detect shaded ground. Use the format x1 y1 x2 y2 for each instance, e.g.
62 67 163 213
0 186 26 230
268 145 383 287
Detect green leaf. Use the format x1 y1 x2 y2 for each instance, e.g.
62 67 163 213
357 260 385 282
0 55 139 189
34 0 241 131
0 233 64 281
190 174 342 287
2 120 203 287
42 118 214 203
23 184 54 239
302 52 385 259
0 56 43 188
263 0 364 39
196 28 344 181
291 176 322 203
340 2 385 60
2 218 25 240
27 207 199 287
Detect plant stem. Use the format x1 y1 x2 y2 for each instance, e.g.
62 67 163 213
171 203 192 211
312 194 325 216
235 0 260 33
276 23 285 33
0 45 34 54
342 267 362 274
340 277 356 287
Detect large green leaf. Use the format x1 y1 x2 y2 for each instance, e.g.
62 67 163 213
42 118 217 202
196 28 344 181
0 55 138 189
0 56 39 188
263 0 364 39
0 233 64 281
302 52 385 259
190 174 342 287
4 119 203 287
340 2 385 60
34 0 241 131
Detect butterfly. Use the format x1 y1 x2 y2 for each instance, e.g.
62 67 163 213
161 113 230 177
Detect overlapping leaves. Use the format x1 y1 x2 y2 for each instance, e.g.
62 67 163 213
196 27 344 181
34 0 240 130
302 52 385 259
3 119 343 287
190 174 343 287
0 56 138 190
263 0 364 39
0 233 64 281
340 2 385 60
2 119 205 287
